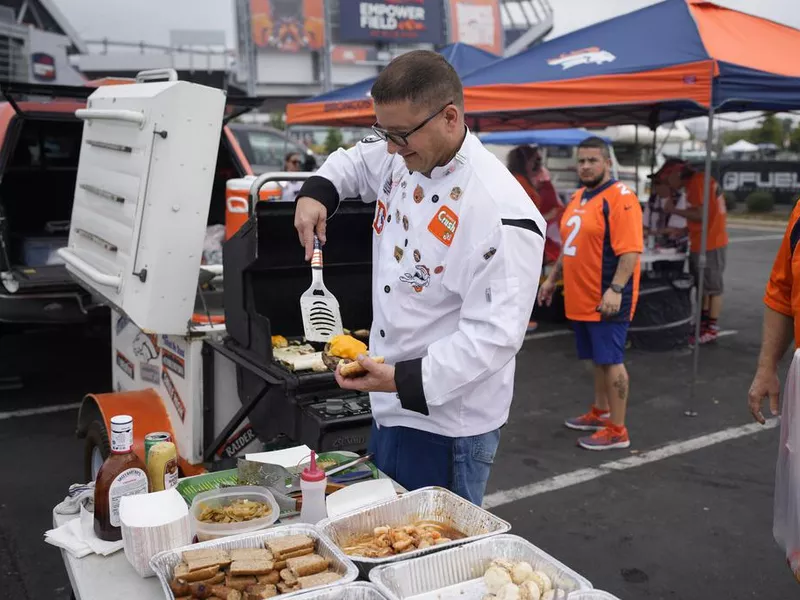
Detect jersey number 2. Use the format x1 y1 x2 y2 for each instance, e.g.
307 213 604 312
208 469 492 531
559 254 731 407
563 215 581 256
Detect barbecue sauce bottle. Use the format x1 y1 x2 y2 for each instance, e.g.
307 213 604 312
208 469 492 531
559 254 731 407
94 415 150 541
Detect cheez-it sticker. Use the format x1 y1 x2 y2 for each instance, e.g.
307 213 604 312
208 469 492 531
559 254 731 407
427 206 459 246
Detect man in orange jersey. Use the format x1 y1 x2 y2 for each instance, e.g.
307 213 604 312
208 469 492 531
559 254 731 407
659 159 729 344
538 137 643 450
748 201 800 424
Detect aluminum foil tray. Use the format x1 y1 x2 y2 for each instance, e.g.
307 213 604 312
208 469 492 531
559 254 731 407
369 534 592 600
316 486 511 578
567 591 621 599
149 523 358 599
293 581 391 599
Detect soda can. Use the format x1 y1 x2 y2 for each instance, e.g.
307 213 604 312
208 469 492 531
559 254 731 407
144 432 172 465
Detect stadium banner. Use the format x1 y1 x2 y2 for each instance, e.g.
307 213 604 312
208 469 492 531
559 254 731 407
447 0 503 55
250 0 325 52
338 0 446 44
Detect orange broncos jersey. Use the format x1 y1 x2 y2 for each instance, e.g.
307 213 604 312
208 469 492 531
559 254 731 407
560 179 644 322
764 202 800 347
684 172 728 252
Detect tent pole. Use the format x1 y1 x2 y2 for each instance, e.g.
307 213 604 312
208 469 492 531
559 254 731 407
686 105 715 417
634 125 639 195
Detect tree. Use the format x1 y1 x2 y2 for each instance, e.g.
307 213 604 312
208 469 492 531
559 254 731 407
270 112 286 131
324 128 344 154
753 113 782 146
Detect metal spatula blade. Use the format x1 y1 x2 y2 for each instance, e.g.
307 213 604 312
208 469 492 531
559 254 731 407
300 235 343 343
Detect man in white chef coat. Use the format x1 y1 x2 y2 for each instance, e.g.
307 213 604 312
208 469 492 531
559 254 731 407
293 50 545 506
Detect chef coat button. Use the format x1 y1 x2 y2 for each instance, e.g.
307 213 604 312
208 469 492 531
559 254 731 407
387 214 392 222
384 285 391 293
404 239 408 247
380 329 386 337
432 194 439 203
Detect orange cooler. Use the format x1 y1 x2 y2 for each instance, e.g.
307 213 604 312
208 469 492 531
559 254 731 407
225 176 281 240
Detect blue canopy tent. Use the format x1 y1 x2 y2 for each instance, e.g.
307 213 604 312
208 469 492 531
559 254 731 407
479 128 610 146
286 43 500 127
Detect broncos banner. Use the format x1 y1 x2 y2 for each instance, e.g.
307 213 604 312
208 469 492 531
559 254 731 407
339 0 445 44
250 0 325 52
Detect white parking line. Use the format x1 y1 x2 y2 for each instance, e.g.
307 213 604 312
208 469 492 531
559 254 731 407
728 234 783 243
482 418 779 510
525 329 738 342
0 402 81 421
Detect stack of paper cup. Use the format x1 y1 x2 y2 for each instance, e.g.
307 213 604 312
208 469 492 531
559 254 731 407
119 488 192 577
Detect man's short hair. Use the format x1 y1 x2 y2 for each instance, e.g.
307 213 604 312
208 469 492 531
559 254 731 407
370 50 464 111
577 136 611 159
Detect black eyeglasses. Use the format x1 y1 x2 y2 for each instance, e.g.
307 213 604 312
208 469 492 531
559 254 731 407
371 101 453 147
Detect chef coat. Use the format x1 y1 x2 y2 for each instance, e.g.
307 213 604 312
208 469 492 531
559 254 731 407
297 130 546 438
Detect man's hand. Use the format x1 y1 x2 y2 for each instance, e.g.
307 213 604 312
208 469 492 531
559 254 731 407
662 197 676 214
537 278 557 307
294 196 328 261
748 366 781 424
599 288 621 317
334 355 397 393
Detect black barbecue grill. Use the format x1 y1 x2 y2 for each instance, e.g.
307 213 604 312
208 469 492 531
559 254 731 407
201 193 376 462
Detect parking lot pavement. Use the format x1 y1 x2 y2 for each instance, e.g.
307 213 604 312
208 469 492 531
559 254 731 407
0 229 795 599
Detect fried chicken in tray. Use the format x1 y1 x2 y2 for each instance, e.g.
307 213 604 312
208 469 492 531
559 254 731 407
342 522 463 558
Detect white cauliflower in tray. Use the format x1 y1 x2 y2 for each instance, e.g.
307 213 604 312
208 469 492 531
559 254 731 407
511 561 535 584
519 580 542 600
484 565 513 593
529 571 552 594
496 582 521 600
541 589 566 600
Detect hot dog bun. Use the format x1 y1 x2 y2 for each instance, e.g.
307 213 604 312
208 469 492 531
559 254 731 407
339 356 385 377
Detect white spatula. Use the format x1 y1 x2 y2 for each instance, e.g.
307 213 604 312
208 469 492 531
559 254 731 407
300 235 343 343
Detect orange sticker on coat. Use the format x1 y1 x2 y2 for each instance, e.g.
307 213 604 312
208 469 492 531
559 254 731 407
427 206 459 246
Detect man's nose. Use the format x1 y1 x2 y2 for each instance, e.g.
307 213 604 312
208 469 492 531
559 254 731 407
386 139 400 155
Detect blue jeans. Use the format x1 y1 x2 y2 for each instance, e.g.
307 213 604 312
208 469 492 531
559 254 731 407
367 421 501 506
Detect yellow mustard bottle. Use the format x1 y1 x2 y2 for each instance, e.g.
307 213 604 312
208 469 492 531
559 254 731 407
147 441 179 492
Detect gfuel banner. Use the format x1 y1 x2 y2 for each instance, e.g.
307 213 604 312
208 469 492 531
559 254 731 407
339 0 445 44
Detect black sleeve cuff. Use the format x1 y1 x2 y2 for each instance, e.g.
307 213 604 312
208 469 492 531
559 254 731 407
297 175 340 217
395 358 429 415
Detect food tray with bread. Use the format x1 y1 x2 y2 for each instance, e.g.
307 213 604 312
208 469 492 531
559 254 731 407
368 534 592 600
150 523 358 599
289 581 390 599
315 486 511 578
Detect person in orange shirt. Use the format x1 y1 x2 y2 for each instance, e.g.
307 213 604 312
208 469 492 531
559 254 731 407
507 145 565 333
538 137 643 450
659 159 729 344
748 202 800 424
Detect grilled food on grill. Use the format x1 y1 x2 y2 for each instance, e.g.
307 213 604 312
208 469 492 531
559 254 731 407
321 334 384 377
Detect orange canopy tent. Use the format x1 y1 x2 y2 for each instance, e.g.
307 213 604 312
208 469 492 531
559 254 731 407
285 42 499 127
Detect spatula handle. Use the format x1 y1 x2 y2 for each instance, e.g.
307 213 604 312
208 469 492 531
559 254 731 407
311 235 323 269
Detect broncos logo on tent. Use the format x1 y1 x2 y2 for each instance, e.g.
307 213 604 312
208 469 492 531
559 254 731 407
547 47 616 70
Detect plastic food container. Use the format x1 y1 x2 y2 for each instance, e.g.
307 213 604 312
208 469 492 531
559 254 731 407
189 485 280 542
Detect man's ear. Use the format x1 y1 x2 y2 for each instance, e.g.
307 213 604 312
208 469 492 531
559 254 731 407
444 105 460 128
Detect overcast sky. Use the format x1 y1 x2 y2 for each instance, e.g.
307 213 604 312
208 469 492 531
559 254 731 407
51 0 799 48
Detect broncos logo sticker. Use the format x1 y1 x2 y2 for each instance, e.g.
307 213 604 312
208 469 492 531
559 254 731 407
399 265 431 293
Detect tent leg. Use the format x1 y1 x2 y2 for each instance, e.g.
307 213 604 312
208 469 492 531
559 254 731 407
686 106 715 417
